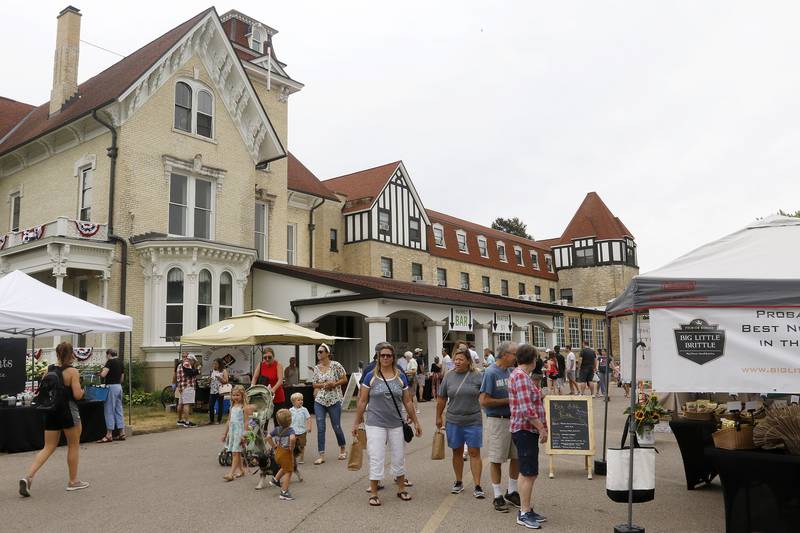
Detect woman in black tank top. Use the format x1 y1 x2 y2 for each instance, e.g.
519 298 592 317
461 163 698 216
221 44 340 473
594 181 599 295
19 341 89 497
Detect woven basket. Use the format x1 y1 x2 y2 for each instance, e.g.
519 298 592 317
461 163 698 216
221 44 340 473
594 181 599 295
713 425 755 450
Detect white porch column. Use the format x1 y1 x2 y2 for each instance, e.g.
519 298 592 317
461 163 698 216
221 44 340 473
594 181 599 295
297 322 319 382
424 320 446 367
473 323 491 364
99 271 110 350
365 317 389 353
53 270 66 347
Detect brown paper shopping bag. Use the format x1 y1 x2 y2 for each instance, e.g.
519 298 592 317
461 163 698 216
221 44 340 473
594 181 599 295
431 429 445 460
347 438 363 471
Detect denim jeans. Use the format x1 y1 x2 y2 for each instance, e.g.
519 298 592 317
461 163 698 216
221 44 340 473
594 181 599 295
598 370 607 396
315 400 346 454
208 393 224 423
104 384 124 431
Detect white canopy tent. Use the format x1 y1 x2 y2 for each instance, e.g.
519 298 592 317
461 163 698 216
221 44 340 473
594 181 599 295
0 270 134 421
605 216 800 531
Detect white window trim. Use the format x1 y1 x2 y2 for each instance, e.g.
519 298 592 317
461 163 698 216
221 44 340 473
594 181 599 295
78 166 93 222
456 230 468 253
287 223 297 265
173 78 217 142
433 223 445 248
514 245 524 266
477 235 488 258
497 241 507 262
255 201 269 260
168 173 216 240
530 251 540 270
248 24 268 54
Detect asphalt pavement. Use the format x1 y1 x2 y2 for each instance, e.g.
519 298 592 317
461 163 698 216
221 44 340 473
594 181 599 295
0 386 724 532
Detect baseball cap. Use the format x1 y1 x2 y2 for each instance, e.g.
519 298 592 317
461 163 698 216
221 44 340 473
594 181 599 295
414 348 423 353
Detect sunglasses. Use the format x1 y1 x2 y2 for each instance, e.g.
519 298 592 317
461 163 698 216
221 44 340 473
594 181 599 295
317 350 327 354
379 353 394 358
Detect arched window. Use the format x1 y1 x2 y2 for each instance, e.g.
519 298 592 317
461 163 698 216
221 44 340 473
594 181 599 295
197 269 212 329
196 90 213 138
219 272 233 321
174 82 192 132
166 268 184 341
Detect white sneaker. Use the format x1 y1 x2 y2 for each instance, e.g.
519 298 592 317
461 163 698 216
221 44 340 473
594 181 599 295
66 481 89 492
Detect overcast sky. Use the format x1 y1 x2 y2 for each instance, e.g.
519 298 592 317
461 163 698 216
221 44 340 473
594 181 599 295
4 1 799 271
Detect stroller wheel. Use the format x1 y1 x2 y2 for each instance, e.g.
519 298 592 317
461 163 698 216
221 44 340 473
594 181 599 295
225 452 233 466
218 450 226 467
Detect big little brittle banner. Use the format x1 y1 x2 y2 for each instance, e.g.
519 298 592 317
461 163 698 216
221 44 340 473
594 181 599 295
649 308 800 393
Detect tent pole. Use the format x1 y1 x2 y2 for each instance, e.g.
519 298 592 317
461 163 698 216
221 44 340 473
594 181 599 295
127 331 133 427
627 312 640 530
30 330 36 394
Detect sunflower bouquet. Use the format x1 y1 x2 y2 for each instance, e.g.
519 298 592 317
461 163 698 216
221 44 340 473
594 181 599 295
624 394 671 436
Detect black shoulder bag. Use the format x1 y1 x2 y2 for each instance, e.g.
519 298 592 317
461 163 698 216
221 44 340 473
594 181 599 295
379 370 414 443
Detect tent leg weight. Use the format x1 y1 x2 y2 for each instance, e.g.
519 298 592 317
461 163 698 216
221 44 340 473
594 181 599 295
614 525 644 533
594 459 607 476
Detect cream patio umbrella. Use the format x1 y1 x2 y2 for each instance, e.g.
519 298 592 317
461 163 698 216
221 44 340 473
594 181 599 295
179 309 338 346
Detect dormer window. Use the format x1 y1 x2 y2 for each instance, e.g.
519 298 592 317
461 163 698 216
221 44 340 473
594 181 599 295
433 224 445 247
249 24 268 54
251 38 262 53
514 246 524 266
409 217 421 243
456 231 468 253
530 251 540 270
626 238 637 266
545 254 554 273
497 242 507 262
174 80 214 139
378 208 391 236
478 236 488 258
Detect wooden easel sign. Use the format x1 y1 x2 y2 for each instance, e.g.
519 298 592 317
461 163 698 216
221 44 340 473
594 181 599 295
544 395 595 479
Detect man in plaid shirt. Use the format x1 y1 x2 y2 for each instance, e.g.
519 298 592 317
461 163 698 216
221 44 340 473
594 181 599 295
175 353 199 427
508 344 548 529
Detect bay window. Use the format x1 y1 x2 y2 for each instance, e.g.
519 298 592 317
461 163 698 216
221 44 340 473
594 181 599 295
219 272 233 321
197 269 212 329
165 268 184 341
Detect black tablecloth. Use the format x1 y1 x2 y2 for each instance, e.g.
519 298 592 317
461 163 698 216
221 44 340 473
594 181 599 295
0 401 106 453
669 418 718 489
705 447 800 533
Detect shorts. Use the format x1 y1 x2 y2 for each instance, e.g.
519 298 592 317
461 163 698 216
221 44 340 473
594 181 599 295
567 370 576 381
485 416 517 463
44 400 80 431
579 368 594 384
445 422 483 449
296 432 307 452
511 430 540 477
180 387 196 405
275 446 295 473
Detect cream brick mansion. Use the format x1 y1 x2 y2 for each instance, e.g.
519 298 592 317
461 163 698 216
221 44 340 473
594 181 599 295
0 7 638 387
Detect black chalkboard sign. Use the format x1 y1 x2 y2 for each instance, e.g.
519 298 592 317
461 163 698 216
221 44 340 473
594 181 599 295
545 396 594 454
0 338 27 395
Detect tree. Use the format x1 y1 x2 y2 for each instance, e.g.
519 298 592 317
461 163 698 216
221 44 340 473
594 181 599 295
491 217 532 239
778 209 800 218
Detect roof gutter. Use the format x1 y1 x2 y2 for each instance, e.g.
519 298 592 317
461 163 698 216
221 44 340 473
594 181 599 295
92 109 127 356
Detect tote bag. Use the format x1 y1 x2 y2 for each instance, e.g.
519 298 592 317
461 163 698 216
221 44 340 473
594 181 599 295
606 417 655 503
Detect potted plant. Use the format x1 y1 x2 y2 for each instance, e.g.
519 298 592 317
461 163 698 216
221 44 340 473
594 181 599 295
625 394 670 445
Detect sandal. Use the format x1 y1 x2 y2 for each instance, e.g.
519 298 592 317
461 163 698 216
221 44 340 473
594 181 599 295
113 434 126 441
313 457 325 465
337 452 347 460
369 496 381 506
96 436 113 444
234 472 245 479
223 474 235 482
397 491 412 501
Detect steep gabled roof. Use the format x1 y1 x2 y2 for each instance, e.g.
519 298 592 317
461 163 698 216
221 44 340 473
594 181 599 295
322 161 401 213
0 8 213 157
287 153 339 201
0 97 35 140
551 192 633 245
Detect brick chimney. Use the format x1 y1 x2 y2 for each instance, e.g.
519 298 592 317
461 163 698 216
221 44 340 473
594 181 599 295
49 6 81 116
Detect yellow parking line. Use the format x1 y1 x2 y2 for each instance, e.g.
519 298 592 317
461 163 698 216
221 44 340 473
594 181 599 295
421 494 458 533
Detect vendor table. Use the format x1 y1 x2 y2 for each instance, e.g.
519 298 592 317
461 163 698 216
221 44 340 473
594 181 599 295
705 447 800 533
283 384 315 414
669 418 718 489
0 401 106 453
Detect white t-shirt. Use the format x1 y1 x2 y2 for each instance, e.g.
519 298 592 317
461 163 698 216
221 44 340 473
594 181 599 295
406 357 418 376
567 352 576 372
443 355 454 371
469 349 480 366
397 357 408 372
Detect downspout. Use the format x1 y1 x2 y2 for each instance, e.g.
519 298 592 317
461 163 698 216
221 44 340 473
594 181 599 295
92 110 127 355
290 301 300 361
308 197 325 268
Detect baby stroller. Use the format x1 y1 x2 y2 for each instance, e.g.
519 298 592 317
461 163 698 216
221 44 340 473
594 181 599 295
217 385 273 468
